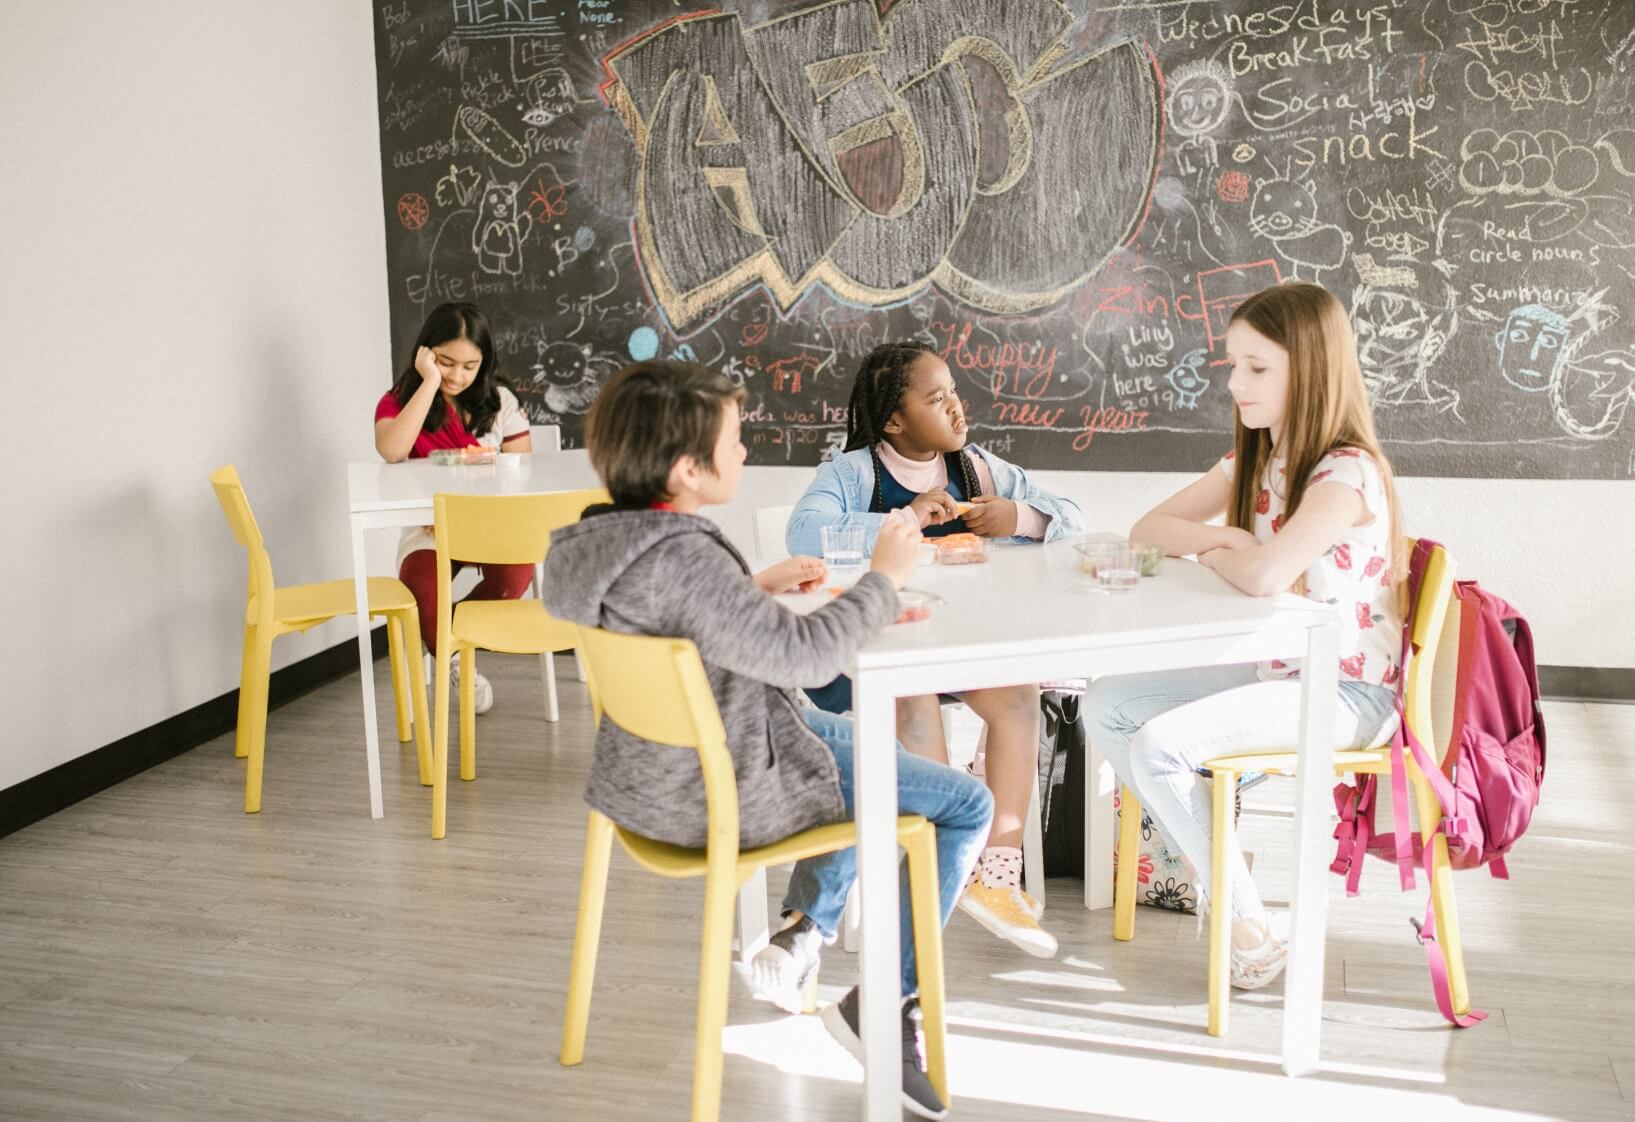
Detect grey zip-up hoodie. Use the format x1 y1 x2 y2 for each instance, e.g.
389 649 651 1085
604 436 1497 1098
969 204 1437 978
543 507 901 849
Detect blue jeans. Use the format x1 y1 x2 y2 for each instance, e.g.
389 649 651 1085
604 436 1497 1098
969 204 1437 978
1084 664 1397 923
784 709 994 995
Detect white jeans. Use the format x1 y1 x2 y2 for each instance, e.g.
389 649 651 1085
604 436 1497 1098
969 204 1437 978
1084 665 1397 924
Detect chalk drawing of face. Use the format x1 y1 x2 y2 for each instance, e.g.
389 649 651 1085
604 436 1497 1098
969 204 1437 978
1355 288 1434 389
480 183 513 222
1167 62 1232 139
1249 176 1317 239
1496 305 1570 392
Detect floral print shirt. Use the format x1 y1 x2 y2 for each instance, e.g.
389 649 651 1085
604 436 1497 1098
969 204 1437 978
1218 447 1403 688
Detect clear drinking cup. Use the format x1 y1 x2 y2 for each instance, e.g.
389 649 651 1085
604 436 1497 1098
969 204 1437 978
822 525 867 590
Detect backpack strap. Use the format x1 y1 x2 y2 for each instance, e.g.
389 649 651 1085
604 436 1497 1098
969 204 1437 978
1411 836 1489 1028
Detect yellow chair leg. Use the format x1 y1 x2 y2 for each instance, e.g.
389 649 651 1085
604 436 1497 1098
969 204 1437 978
399 609 433 787
1413 772 1472 1015
459 642 477 782
561 812 615 1066
432 643 452 839
1113 785 1141 941
234 625 259 759
691 857 737 1122
386 614 412 744
241 630 273 814
1428 835 1471 1014
904 821 949 1104
1207 770 1234 1037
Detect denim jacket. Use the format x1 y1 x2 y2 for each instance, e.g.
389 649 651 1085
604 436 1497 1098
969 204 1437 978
786 445 1083 557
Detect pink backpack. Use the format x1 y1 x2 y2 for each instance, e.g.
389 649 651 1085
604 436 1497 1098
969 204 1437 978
1329 538 1546 1027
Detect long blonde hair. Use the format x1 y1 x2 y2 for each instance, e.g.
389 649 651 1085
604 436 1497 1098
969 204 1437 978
1227 283 1405 594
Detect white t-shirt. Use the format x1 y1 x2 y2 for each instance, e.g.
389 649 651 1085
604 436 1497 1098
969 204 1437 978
395 385 530 567
1218 446 1403 688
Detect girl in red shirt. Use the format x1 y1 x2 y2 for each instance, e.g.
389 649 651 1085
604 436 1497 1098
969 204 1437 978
374 302 533 713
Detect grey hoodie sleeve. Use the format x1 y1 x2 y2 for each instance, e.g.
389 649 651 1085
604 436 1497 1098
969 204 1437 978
642 534 901 688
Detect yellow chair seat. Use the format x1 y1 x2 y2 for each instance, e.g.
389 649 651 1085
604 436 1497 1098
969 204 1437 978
1201 748 1390 777
451 598 576 656
263 577 418 631
616 818 899 881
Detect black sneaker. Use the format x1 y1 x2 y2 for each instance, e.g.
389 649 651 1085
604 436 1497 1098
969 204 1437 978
749 914 822 1014
819 985 948 1120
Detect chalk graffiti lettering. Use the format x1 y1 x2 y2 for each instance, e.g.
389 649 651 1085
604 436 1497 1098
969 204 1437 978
600 0 1161 330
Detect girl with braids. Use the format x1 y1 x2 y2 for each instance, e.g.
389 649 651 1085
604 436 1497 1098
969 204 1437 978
776 342 1082 961
1085 284 1405 990
374 302 532 714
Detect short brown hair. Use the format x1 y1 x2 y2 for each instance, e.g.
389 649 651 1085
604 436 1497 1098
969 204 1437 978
585 360 746 507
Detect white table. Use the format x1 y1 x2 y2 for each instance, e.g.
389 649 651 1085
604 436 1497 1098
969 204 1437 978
346 451 602 817
846 541 1340 1120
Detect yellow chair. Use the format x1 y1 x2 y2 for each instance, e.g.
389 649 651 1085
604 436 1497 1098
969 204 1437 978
560 626 950 1122
209 465 430 813
1113 541 1465 1035
429 488 607 839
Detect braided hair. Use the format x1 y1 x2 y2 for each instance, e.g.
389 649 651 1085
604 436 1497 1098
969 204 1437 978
843 341 981 509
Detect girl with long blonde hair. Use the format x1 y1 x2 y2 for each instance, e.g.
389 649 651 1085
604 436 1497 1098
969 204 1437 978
1084 283 1406 989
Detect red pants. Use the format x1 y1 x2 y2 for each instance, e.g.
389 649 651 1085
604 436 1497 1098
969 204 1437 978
398 550 534 655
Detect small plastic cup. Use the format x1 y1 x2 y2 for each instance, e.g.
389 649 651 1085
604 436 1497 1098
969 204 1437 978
1133 543 1163 577
893 589 940 624
822 525 867 589
1095 546 1141 591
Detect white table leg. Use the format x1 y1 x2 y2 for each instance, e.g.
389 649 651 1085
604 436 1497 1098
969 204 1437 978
852 673 901 1122
351 514 384 819
1083 736 1116 910
736 866 770 964
1282 620 1338 1076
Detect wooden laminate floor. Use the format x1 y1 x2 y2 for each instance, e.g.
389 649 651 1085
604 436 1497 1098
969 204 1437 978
2 655 1629 1121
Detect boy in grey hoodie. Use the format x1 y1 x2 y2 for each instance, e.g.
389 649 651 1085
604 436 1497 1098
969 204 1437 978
544 360 992 1120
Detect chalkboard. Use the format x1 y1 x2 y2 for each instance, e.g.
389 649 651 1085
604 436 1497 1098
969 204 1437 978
373 0 1635 477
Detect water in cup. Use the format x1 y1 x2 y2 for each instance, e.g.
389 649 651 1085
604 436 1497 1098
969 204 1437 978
1097 562 1141 590
821 525 867 590
1090 544 1140 590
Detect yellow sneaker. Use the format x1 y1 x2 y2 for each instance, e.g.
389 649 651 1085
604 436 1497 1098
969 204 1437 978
958 880 1058 958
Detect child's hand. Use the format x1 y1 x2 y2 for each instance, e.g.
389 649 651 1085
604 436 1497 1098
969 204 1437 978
964 496 1019 538
414 346 442 388
907 488 958 528
869 517 923 590
754 556 827 594
1217 526 1259 551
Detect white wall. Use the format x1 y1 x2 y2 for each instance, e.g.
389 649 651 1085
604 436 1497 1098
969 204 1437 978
2 4 1628 795
1 3 396 790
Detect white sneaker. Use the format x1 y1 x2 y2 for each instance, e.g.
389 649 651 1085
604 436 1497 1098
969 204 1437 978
1230 915 1289 991
449 651 493 715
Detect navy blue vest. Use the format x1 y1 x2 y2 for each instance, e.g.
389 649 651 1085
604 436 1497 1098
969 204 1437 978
868 450 973 538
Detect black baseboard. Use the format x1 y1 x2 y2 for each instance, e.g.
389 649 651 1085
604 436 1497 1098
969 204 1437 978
0 628 393 841
1538 664 1635 703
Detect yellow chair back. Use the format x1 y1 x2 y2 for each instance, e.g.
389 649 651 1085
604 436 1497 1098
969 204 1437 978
210 464 275 625
1401 541 1456 760
432 489 608 566
574 626 740 859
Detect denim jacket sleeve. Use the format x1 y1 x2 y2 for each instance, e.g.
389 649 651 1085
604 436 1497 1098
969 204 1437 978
785 451 896 556
971 445 1084 544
